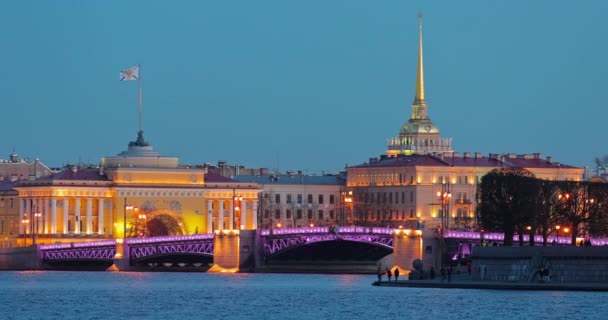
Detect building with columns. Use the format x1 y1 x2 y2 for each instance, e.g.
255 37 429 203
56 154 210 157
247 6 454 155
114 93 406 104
346 14 584 230
233 173 346 229
0 152 53 247
14 132 260 245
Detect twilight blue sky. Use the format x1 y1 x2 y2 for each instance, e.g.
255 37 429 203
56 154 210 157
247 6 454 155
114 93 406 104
1 1 607 173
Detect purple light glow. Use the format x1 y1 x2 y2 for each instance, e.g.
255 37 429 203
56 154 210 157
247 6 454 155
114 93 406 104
126 233 214 245
260 226 395 236
444 230 608 245
39 240 116 250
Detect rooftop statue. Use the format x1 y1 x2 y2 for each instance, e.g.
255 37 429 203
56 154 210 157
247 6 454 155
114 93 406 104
129 130 150 147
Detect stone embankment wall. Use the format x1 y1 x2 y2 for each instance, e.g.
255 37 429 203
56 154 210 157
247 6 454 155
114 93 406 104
471 246 608 283
0 246 40 270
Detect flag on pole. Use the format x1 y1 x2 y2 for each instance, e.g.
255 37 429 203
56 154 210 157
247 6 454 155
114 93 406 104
120 65 140 81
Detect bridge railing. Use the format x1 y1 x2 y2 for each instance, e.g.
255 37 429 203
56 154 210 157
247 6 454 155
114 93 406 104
39 240 117 250
260 226 395 236
126 234 214 245
444 230 608 246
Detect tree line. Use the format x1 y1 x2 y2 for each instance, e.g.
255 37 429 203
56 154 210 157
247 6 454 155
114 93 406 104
477 168 608 246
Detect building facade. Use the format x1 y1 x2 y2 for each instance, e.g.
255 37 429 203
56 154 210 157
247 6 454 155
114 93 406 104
347 153 583 230
347 15 584 230
0 153 53 247
14 132 260 245
233 173 346 228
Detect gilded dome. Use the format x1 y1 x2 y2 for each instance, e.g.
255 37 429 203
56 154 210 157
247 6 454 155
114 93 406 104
400 120 439 135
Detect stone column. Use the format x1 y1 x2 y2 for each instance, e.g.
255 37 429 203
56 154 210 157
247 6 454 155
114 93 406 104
25 199 31 235
44 198 50 234
18 199 24 235
74 198 81 234
218 201 224 231
86 198 93 234
206 200 213 233
37 198 43 234
62 198 69 234
252 200 258 230
98 199 104 235
241 201 247 230
51 198 57 234
228 200 234 231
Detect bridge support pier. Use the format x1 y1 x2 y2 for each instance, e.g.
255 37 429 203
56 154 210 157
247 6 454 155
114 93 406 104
112 240 131 271
210 231 240 272
392 230 423 275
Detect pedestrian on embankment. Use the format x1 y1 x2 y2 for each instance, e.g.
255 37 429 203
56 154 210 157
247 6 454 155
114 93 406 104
377 266 383 282
386 268 392 282
447 265 453 283
394 267 400 281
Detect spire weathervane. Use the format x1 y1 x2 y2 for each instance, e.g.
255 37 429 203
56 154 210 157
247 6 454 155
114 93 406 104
415 12 425 103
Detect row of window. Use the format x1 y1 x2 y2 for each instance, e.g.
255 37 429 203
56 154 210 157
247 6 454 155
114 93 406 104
351 174 483 186
0 198 15 208
263 193 336 205
356 191 415 205
360 209 417 220
263 209 336 220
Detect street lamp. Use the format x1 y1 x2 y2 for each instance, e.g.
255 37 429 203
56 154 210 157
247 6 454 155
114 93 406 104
123 197 135 240
137 213 147 237
233 194 243 230
341 190 353 226
33 212 42 244
555 225 561 244
21 216 29 246
436 184 452 235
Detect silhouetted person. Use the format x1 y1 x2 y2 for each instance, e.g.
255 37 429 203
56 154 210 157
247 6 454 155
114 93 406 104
394 268 400 281
440 267 446 283
447 265 453 283
386 268 392 282
377 266 383 282
430 266 436 279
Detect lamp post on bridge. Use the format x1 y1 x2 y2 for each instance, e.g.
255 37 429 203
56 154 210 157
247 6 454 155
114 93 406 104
341 190 353 226
436 183 452 236
233 190 243 230
33 212 42 245
21 216 29 246
123 197 136 240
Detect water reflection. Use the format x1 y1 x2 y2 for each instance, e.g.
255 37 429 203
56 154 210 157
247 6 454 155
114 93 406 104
0 271 606 320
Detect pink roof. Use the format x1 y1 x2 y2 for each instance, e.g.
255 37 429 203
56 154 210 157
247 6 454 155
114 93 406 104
350 154 579 169
44 169 109 181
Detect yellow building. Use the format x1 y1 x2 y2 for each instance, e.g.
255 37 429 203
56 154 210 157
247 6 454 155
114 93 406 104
347 15 584 230
14 132 260 245
0 153 53 247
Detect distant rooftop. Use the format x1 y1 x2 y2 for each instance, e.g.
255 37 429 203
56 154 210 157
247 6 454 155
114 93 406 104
234 173 346 186
351 153 579 169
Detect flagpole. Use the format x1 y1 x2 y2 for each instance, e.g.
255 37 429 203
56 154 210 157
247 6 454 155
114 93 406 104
138 64 142 133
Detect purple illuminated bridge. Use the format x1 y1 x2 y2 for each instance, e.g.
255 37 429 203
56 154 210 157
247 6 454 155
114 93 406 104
39 228 608 266
260 226 395 256
39 234 215 264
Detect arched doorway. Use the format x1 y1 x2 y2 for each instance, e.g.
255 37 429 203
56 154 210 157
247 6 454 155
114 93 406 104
145 210 184 237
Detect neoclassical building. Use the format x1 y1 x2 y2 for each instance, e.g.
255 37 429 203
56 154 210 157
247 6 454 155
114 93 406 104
347 15 584 229
0 153 53 247
234 173 346 228
14 132 260 244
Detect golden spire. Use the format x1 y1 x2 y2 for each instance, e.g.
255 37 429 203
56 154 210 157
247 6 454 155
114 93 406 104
415 12 425 102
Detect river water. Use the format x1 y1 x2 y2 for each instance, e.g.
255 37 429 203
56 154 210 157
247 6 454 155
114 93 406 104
0 271 606 320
